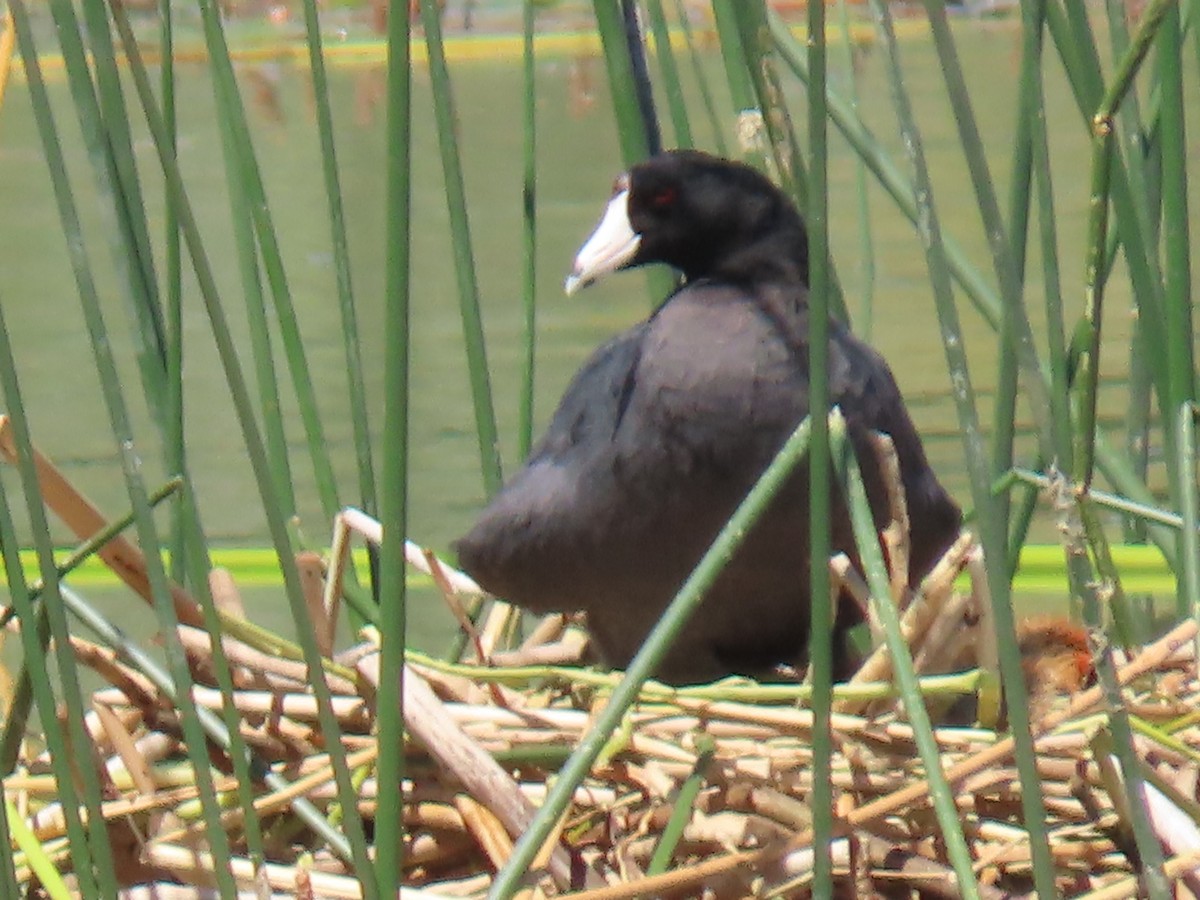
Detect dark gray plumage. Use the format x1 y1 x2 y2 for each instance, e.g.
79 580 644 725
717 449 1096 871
455 150 961 684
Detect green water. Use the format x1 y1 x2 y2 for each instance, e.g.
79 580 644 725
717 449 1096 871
0 15 1188 647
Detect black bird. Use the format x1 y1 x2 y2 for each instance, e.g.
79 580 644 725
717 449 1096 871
455 150 961 684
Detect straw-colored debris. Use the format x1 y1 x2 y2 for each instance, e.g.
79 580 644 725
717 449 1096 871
5 426 1200 898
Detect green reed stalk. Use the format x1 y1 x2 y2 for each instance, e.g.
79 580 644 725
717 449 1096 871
1009 467 1184 530
835 0 875 340
730 5 847 322
1178 405 1200 625
107 11 378 888
922 1 1056 578
425 0 501 657
0 253 104 900
25 31 239 900
1124 325 1152 543
1158 5 1194 412
1027 45 1072 469
1006 0 1040 286
85 84 219 610
925 0 1053 457
14 6 214 892
1084 493 1136 647
0 531 98 897
998 0 1073 562
490 417 813 898
799 0 834 890
593 0 653 164
646 735 714 876
1065 502 1170 898
1046 0 1171 449
0 803 19 899
645 0 693 148
838 417 978 898
518 0 538 461
766 14 1001 331
62 0 165 406
1096 435 1180 566
1106 0 1154 545
1073 127 1113 489
415 645 983 703
374 0 414 891
710 0 755 118
56 0 213 591
40 0 172 474
159 0 185 579
730 3 803 195
226 141 297 510
421 0 503 497
671 0 727 156
194 0 343 523
1073 0 1172 490
300 0 377 516
1103 0 1160 249
1004 472 1041 584
864 2 1056 891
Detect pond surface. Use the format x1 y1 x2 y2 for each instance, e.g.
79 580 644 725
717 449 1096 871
0 11 1180 647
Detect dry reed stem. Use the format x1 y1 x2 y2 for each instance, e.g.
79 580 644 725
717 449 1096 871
557 617 1200 899
0 417 204 628
207 567 246 619
867 433 911 606
358 654 579 892
296 551 335 658
66 634 162 711
142 844 371 899
1078 848 1200 900
424 547 491 665
185 685 368 725
9 460 1200 897
335 507 483 596
175 626 356 695
838 617 1198 828
93 701 156 797
453 793 514 872
835 529 974 716
489 629 589 667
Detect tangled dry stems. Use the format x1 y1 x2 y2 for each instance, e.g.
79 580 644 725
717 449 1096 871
5 431 1200 897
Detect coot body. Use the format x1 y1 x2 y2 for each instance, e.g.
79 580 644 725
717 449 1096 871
455 150 960 684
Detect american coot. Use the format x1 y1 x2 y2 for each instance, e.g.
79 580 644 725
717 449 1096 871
455 150 961 684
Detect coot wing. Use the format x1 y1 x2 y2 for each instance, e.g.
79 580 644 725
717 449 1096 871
453 324 649 611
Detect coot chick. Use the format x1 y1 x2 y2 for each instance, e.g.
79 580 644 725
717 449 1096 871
455 150 961 684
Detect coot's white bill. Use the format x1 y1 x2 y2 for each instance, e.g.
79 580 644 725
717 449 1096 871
564 188 641 296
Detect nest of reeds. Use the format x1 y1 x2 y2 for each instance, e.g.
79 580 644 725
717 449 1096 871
7 431 1200 899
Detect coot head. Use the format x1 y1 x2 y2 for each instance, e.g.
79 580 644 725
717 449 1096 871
566 149 809 293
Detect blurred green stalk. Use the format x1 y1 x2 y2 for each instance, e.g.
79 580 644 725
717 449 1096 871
864 1 1056 892
518 0 538 461
422 0 504 497
374 0 416 891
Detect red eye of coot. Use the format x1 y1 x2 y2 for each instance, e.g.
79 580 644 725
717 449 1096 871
651 187 677 208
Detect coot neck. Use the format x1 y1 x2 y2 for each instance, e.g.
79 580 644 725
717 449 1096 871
678 227 809 293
